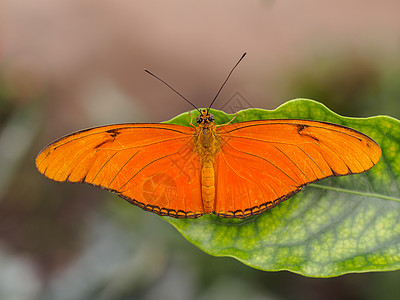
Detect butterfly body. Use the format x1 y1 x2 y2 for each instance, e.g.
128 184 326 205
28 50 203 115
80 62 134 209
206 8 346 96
194 110 221 214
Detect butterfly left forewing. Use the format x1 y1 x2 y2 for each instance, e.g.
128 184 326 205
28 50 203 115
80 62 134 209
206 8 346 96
214 119 381 218
36 123 204 218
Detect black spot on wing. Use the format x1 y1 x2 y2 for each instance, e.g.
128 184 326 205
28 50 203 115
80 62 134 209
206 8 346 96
106 128 121 138
295 124 308 132
296 124 320 142
94 129 121 149
94 139 113 149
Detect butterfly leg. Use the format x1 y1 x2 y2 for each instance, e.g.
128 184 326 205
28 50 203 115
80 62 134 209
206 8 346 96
216 112 238 127
189 111 196 129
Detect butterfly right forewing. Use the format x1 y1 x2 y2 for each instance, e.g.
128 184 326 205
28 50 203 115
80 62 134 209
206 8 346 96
213 119 381 218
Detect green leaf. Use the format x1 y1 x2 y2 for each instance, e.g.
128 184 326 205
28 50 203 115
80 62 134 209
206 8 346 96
162 98 400 277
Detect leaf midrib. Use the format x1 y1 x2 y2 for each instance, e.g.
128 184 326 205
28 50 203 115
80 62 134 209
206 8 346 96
310 183 400 201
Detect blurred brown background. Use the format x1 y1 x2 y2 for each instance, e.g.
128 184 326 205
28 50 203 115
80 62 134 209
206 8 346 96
1 1 400 299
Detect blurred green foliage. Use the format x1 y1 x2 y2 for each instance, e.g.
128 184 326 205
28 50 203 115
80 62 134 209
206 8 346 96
284 53 400 119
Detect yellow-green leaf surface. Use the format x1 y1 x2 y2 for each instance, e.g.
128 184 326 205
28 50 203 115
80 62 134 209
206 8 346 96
163 99 399 277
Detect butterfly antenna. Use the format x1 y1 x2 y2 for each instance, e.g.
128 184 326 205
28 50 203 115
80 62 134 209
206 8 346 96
144 69 201 113
207 52 246 113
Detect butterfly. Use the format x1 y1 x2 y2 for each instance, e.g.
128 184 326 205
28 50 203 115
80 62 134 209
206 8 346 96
36 54 381 219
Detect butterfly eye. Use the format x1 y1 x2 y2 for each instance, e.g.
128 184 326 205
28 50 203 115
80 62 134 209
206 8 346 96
208 114 215 122
196 116 203 124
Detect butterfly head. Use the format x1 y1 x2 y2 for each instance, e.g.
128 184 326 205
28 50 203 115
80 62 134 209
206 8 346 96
196 110 215 125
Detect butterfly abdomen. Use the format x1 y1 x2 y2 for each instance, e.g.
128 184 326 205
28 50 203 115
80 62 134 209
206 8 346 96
201 159 215 214
195 114 222 214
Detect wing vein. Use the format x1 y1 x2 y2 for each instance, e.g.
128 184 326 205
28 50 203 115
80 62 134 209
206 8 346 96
271 144 310 182
108 150 141 188
222 139 300 186
91 150 119 183
118 138 194 191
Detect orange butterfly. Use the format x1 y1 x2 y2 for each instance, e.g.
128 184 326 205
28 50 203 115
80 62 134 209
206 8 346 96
36 54 381 219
